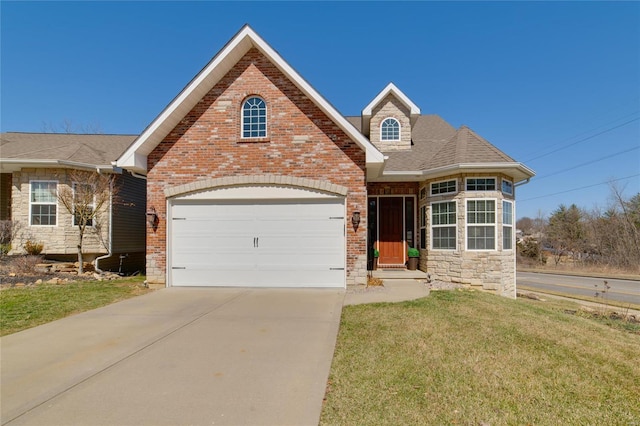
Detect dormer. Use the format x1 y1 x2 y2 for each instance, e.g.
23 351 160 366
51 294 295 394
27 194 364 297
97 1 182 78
362 83 421 151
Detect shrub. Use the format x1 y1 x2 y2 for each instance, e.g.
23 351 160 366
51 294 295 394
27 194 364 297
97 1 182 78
0 243 11 255
9 255 44 274
24 240 44 255
408 247 420 258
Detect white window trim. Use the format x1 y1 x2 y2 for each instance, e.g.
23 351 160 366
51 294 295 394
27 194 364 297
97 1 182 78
380 117 401 141
430 200 457 251
502 200 514 251
465 177 497 192
502 179 514 195
72 182 96 227
241 96 267 139
419 204 427 250
29 180 58 227
431 179 458 196
465 198 497 251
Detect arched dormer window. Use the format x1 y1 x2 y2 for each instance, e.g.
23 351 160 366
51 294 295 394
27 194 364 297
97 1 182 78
380 117 400 141
242 96 267 138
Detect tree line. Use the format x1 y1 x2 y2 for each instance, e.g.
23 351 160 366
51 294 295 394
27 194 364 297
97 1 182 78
517 186 640 273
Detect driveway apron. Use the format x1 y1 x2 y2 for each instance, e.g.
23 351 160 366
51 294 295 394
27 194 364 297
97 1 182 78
1 287 344 426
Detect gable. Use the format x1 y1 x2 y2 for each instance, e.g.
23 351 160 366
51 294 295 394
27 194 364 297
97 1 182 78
147 48 367 179
361 83 421 137
116 25 384 175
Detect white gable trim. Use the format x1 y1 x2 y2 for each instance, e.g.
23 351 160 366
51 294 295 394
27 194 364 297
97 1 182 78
362 82 421 117
116 25 384 174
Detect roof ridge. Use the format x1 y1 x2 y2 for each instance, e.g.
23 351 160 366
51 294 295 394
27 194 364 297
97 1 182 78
1 132 139 136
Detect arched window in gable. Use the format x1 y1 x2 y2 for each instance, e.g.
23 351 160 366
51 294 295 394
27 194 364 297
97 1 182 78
380 117 400 141
242 96 267 138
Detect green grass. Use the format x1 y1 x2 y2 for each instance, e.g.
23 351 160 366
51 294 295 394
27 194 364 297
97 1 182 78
0 277 151 336
321 290 640 425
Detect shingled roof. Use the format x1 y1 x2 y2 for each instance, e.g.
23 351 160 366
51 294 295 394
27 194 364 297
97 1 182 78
346 114 529 179
1 133 137 171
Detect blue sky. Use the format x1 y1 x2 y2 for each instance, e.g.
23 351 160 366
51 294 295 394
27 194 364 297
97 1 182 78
2 1 639 220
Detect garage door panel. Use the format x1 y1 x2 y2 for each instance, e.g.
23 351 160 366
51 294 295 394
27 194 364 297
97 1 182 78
170 198 345 288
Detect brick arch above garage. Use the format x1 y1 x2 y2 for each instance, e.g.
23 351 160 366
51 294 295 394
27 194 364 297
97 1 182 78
165 174 349 199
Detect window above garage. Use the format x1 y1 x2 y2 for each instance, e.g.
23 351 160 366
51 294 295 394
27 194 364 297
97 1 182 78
241 96 267 139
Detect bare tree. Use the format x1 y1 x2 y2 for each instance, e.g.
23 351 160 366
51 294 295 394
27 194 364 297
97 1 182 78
41 119 104 134
56 170 116 273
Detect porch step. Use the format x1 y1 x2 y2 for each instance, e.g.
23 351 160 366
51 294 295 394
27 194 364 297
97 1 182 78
371 269 428 279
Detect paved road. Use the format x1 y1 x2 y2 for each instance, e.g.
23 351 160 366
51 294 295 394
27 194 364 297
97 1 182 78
517 272 640 306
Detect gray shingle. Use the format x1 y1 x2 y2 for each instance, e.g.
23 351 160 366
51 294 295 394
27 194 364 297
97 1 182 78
345 115 517 172
0 133 137 166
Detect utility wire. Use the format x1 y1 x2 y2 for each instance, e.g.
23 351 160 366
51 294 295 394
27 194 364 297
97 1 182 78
520 109 639 160
524 117 640 163
534 146 640 181
519 174 640 202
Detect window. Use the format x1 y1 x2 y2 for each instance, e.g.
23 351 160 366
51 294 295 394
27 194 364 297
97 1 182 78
431 179 457 195
242 96 267 138
432 201 456 250
502 179 513 195
466 178 496 191
466 199 496 250
73 183 95 227
380 118 400 141
420 205 427 249
503 200 513 250
30 181 57 226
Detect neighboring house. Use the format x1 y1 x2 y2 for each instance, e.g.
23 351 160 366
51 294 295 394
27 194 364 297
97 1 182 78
116 25 534 297
0 133 146 273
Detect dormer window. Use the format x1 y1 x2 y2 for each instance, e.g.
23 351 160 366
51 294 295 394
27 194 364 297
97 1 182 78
242 96 267 138
380 118 400 141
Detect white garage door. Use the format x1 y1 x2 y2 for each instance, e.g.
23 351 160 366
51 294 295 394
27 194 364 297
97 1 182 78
170 199 345 287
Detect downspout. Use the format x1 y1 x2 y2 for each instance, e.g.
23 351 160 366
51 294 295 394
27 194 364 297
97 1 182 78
95 169 147 272
94 173 113 273
514 178 530 187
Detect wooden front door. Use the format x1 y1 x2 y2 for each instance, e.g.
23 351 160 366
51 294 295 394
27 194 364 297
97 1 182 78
379 197 404 264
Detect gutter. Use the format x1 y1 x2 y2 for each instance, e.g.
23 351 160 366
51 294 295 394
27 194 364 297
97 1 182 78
0 158 119 174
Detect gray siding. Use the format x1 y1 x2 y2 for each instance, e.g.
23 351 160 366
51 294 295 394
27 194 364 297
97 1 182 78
96 252 146 274
0 173 11 220
111 171 146 255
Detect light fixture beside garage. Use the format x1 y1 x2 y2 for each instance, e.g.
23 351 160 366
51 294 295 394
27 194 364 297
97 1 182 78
146 207 159 230
351 210 361 230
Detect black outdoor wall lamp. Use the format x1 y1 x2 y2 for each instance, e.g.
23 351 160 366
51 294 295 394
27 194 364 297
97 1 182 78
146 207 159 229
351 210 361 230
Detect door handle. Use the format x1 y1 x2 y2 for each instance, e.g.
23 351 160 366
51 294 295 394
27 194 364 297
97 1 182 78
256 237 259 247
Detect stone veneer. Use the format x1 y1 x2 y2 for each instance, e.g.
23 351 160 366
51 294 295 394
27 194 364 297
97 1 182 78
9 168 109 257
369 94 412 151
419 174 517 298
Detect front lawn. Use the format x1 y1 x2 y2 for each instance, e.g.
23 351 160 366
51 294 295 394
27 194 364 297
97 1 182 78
0 277 151 336
321 290 640 425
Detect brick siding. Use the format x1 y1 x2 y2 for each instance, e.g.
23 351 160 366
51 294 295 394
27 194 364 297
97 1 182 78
146 48 367 285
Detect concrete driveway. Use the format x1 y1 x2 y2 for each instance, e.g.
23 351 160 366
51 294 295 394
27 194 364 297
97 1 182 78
1 287 344 426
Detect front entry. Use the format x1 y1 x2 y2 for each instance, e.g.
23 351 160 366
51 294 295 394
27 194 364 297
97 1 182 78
379 197 404 264
369 195 416 267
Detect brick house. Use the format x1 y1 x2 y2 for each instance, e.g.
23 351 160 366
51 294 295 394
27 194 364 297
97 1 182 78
117 25 534 297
